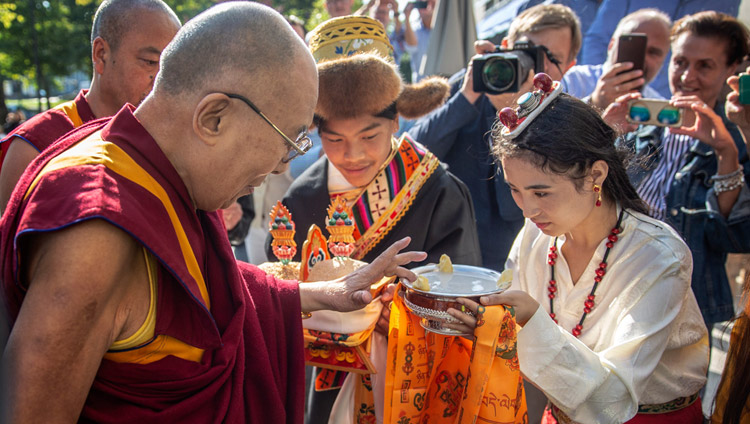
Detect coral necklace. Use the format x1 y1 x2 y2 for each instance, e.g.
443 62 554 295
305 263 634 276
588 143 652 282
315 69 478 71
547 210 624 337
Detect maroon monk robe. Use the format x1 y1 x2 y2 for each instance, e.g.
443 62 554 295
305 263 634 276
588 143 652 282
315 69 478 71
0 105 305 423
0 89 97 173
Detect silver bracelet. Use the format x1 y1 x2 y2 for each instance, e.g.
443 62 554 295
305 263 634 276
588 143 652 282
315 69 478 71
711 167 743 182
714 173 745 194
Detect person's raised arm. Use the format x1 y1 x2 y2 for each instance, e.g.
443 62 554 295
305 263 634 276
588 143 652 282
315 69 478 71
671 95 741 217
2 219 149 422
403 2 416 47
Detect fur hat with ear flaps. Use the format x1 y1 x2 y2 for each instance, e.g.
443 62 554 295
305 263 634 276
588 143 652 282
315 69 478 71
309 16 450 121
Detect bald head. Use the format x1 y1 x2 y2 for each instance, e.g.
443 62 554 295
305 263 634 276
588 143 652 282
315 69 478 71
91 0 179 51
612 8 671 39
156 2 309 97
140 2 318 212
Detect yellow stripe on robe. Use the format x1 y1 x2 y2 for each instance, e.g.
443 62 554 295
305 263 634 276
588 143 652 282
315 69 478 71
26 131 210 309
53 99 84 128
25 132 208 364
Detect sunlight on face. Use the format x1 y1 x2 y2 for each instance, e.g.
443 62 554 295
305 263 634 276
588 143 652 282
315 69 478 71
320 115 399 187
502 156 596 236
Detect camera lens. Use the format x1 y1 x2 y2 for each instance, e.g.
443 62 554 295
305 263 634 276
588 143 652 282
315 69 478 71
482 58 516 92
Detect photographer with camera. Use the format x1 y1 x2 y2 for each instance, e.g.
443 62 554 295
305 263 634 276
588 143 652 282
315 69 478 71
407 4 581 271
564 8 671 111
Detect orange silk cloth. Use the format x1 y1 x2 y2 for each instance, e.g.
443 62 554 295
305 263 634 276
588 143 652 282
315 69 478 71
384 293 528 423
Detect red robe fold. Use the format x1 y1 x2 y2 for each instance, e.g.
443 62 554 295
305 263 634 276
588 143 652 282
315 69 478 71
1 105 305 423
0 89 97 173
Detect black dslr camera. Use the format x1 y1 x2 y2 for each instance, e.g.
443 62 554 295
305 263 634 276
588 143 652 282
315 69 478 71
471 42 546 94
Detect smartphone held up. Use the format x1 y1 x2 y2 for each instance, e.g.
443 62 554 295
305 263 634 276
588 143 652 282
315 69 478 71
616 33 647 90
626 99 683 127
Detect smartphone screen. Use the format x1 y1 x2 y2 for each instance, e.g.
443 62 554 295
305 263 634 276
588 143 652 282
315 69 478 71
412 1 428 8
616 33 647 87
740 74 750 105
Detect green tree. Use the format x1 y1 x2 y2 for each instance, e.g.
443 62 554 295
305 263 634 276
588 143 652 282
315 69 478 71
0 0 97 118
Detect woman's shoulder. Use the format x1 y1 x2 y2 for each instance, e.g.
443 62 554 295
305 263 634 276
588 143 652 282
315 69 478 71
621 209 691 264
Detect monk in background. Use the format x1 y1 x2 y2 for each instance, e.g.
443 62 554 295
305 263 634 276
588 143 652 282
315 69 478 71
0 0 181 213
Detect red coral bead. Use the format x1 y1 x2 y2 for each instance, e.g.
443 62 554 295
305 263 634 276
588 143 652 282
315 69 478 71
549 279 557 286
575 324 583 330
549 313 556 319
608 234 618 243
548 259 556 266
583 307 591 314
584 300 594 309
572 328 581 337
606 242 614 248
587 295 596 301
548 293 555 299
548 286 557 293
595 268 606 277
533 72 553 93
612 228 620 234
550 246 557 252
498 107 519 129
594 276 602 283
548 252 558 259
599 262 607 269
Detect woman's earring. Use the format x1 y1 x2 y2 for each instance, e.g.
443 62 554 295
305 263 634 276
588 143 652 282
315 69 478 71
593 184 602 207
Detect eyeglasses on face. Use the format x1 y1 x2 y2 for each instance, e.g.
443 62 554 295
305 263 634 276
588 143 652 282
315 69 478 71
222 92 312 163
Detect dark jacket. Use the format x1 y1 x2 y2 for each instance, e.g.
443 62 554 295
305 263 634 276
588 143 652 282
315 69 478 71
265 156 482 268
619 103 750 325
408 70 524 271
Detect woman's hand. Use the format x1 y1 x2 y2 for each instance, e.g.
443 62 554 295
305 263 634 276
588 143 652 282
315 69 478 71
443 290 540 335
601 91 641 134
670 96 737 154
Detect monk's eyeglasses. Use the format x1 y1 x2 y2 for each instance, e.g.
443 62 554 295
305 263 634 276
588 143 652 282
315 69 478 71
223 93 312 163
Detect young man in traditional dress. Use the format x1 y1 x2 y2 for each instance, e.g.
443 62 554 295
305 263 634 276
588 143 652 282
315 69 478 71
0 4 425 422
0 0 181 212
267 16 483 423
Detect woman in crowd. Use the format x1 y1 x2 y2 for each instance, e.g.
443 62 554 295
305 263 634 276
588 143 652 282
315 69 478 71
711 67 750 424
448 76 709 423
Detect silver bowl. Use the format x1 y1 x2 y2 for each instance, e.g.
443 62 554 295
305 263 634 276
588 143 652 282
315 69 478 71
400 264 507 336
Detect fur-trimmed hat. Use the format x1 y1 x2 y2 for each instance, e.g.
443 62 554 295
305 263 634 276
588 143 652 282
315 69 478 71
309 16 449 121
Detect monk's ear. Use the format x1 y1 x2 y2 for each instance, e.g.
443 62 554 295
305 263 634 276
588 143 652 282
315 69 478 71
92 37 109 76
192 93 232 146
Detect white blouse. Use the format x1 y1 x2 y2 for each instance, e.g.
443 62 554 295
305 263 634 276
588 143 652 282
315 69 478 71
507 209 708 424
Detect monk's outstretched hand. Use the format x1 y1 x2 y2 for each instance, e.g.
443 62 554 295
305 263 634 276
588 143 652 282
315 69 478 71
298 237 426 313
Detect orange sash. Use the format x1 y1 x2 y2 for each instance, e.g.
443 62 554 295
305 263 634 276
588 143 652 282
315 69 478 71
382 293 527 423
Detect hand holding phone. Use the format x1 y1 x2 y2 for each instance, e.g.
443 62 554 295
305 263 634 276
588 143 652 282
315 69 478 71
626 98 683 127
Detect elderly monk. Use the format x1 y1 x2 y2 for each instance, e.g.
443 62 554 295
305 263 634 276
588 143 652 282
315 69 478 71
0 3 425 423
0 0 181 213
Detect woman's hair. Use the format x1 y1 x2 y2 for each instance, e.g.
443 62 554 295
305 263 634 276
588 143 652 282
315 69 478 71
671 11 749 66
491 93 648 214
715 274 750 424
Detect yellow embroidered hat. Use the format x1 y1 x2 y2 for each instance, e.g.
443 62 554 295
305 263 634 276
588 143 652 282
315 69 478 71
308 16 393 62
310 16 450 121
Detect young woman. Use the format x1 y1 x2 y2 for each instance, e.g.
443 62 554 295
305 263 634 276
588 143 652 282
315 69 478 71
449 85 709 424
